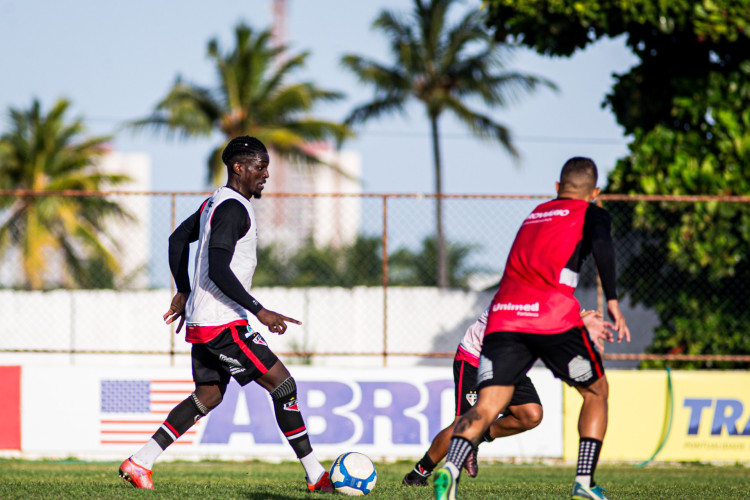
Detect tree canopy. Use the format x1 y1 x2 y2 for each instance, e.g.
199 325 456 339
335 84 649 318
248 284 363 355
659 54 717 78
485 0 750 367
252 235 482 289
0 98 131 289
133 23 350 185
485 0 750 134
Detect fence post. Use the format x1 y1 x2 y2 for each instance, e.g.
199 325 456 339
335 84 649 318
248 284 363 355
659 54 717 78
169 193 177 366
381 195 389 367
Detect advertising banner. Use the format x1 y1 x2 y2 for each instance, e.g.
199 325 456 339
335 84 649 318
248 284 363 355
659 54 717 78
563 371 669 460
20 365 562 460
563 370 750 462
659 371 750 461
0 366 21 450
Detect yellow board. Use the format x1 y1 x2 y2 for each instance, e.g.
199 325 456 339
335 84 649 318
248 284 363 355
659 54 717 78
563 370 669 460
659 371 750 461
563 371 750 462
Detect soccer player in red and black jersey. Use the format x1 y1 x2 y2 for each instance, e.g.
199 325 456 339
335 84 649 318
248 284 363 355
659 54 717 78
403 307 612 486
433 157 630 500
118 136 333 493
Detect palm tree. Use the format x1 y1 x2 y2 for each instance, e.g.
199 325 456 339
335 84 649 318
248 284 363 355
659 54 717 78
0 98 131 289
134 23 350 185
341 0 555 287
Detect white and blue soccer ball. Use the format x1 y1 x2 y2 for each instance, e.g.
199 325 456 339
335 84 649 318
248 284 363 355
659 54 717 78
329 452 377 496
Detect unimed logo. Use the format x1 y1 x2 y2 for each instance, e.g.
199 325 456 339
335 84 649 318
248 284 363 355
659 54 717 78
683 398 750 436
492 302 540 313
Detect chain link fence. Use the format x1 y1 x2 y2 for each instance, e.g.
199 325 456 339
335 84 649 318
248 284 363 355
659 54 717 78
0 190 748 368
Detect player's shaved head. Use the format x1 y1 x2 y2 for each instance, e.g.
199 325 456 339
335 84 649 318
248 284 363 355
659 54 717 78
558 157 598 195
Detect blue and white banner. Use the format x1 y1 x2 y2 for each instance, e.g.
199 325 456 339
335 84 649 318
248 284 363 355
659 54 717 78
20 366 563 460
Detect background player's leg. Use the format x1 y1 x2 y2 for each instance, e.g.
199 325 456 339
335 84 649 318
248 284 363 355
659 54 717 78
256 360 331 491
574 376 609 490
404 418 456 485
486 402 543 439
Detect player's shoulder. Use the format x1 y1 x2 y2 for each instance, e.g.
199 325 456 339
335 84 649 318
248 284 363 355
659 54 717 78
209 197 244 215
585 202 612 221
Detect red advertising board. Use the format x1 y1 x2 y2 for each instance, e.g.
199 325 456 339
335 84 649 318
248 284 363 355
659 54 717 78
0 366 21 450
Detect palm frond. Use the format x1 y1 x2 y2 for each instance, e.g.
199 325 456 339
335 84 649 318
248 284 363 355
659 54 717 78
373 9 415 58
443 96 519 158
440 10 489 68
259 52 310 102
281 119 352 144
263 83 344 122
344 95 409 126
128 81 220 139
340 55 410 91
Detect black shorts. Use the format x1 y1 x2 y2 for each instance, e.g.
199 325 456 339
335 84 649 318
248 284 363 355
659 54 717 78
191 324 278 387
477 327 604 391
453 357 541 416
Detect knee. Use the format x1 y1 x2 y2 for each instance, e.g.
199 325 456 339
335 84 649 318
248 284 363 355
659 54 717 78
516 404 543 431
194 384 225 410
581 376 609 401
270 376 297 401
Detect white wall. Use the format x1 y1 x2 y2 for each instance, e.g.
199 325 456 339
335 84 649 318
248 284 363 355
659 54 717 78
0 287 493 368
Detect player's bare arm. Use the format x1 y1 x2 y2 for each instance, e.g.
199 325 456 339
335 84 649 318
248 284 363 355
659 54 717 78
256 308 302 335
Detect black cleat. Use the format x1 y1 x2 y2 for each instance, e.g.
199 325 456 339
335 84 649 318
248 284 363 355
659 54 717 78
402 466 430 486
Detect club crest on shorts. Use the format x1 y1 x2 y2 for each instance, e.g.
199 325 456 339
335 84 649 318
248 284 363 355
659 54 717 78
465 392 478 406
252 333 267 346
283 399 300 412
568 355 593 382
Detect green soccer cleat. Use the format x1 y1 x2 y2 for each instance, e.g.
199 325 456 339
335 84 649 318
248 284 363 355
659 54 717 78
432 465 458 500
571 481 608 500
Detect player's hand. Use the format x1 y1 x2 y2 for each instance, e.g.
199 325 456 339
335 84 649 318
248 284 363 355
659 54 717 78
163 292 189 333
606 299 630 343
256 308 302 336
581 310 615 352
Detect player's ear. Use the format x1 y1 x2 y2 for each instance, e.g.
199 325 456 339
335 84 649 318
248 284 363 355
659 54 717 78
555 181 560 194
592 187 601 200
233 162 242 175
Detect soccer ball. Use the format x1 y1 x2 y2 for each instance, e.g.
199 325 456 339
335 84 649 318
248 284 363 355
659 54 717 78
329 452 377 496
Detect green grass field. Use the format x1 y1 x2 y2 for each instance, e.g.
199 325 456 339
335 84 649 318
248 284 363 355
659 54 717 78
0 459 747 499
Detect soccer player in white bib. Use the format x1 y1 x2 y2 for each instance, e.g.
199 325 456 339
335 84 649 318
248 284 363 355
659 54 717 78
118 136 333 493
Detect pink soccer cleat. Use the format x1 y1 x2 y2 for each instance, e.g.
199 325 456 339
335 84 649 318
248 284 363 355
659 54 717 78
307 470 334 493
118 457 153 489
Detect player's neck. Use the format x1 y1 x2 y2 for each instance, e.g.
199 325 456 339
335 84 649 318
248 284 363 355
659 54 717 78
225 182 250 200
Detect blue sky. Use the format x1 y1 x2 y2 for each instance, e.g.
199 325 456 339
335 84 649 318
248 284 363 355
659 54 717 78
0 0 638 196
